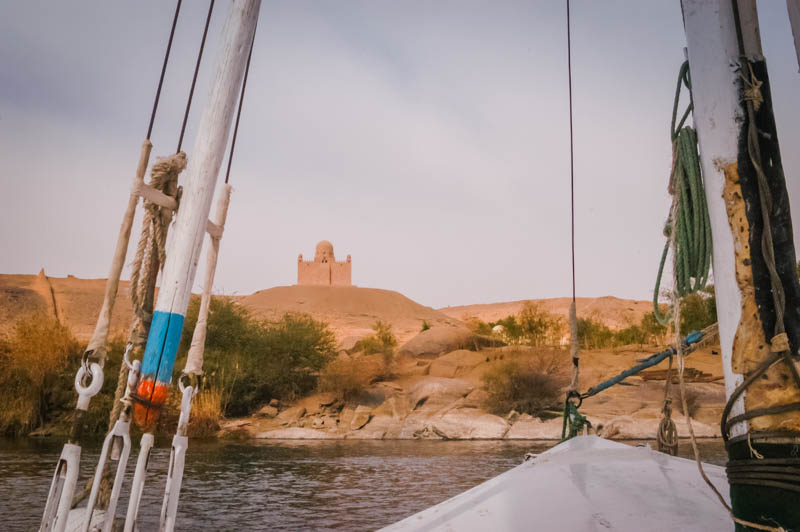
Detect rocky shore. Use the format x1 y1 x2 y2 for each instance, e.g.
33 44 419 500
221 328 725 441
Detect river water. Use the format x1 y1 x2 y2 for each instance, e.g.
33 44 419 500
1 438 726 531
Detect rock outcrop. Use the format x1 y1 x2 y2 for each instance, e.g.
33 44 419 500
398 326 503 358
221 343 727 442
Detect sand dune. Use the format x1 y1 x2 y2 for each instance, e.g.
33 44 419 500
239 285 461 344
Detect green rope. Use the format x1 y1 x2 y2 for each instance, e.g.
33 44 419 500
561 399 589 441
653 61 713 325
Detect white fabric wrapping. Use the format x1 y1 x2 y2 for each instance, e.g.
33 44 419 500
183 184 232 376
569 299 580 392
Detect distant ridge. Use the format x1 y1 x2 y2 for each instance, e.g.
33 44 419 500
1 272 651 344
438 296 652 330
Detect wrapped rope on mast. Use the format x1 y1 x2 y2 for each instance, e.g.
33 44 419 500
681 0 800 529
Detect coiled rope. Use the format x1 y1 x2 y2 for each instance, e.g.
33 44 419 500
108 153 186 428
653 61 713 325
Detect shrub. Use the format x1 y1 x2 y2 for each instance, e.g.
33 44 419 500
494 315 523 343
421 320 431 332
0 314 81 436
518 302 565 346
482 349 567 416
464 316 493 336
613 324 647 346
577 317 615 349
640 312 667 344
679 291 716 333
318 356 379 401
359 320 397 366
188 385 226 438
178 298 337 417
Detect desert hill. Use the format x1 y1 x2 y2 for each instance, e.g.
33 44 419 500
0 271 135 342
1 272 653 345
238 285 461 344
438 296 653 330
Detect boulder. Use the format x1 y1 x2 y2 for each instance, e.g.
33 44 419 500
429 349 488 378
318 393 338 407
350 405 372 430
276 405 306 425
596 415 720 439
399 326 503 359
339 332 370 353
408 377 474 411
427 409 509 439
346 414 395 439
462 388 489 408
256 405 279 418
505 416 563 439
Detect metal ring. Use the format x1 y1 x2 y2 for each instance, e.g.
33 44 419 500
75 363 104 397
566 390 583 409
178 373 190 393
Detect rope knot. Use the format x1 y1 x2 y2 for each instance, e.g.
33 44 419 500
739 63 764 112
130 152 187 318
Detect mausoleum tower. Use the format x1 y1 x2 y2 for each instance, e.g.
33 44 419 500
297 240 352 286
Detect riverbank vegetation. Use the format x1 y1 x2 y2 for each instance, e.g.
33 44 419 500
482 349 567 417
318 320 399 400
466 291 716 351
0 299 338 438
0 314 81 436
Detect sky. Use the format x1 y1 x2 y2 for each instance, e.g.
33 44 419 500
1 1 799 310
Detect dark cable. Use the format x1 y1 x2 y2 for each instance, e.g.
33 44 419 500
224 21 258 184
566 0 576 303
147 0 183 140
177 0 215 152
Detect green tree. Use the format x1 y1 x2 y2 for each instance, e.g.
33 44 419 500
518 302 563 346
360 320 398 367
494 315 523 343
679 291 716 333
640 312 667 344
179 298 337 416
577 317 615 349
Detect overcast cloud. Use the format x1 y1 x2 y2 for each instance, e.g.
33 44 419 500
1 1 799 309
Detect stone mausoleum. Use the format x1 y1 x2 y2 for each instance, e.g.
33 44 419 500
297 240 352 286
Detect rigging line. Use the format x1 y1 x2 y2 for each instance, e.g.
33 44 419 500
177 0 215 153
147 0 183 140
224 19 258 184
566 0 576 303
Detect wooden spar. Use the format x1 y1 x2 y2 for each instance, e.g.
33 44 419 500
682 0 800 528
85 140 152 364
789 0 800 72
134 0 261 429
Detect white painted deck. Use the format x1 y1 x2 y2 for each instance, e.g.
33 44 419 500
382 436 730 531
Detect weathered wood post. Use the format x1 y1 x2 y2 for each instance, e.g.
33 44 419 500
681 0 800 528
133 0 261 428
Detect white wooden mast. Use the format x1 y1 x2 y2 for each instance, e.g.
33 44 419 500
682 0 800 528
680 0 755 441
134 0 261 426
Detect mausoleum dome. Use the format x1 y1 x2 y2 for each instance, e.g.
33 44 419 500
315 240 335 262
